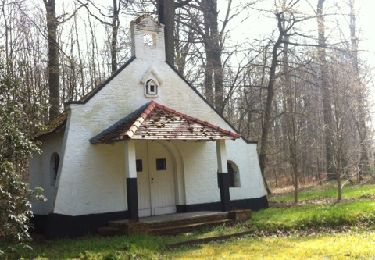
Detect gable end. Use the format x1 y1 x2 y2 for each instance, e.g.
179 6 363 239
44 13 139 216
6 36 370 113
61 54 256 144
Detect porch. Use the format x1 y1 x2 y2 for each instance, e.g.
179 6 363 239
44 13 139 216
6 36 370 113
90 101 241 221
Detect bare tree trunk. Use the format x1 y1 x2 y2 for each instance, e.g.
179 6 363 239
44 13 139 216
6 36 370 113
74 11 85 96
202 1 214 105
2 0 11 74
349 0 368 181
336 143 342 201
210 1 224 114
317 0 335 177
204 54 214 104
175 12 192 75
201 0 224 113
259 12 286 195
111 0 120 73
158 0 175 65
282 30 299 203
44 0 60 120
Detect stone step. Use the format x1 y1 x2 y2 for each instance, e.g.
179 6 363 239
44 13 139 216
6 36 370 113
97 226 122 236
149 218 233 236
99 211 250 236
108 212 229 229
143 213 230 229
108 219 131 228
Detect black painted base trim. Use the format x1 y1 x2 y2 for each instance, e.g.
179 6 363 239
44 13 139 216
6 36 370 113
127 177 138 220
217 172 231 211
32 196 268 238
176 195 268 213
32 211 128 238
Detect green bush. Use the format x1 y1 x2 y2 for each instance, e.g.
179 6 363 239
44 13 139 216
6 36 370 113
0 62 42 255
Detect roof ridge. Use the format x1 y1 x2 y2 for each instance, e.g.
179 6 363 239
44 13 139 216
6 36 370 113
126 101 157 138
91 101 240 143
152 102 240 139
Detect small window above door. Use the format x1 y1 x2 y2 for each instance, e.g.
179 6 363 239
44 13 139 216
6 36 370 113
145 79 158 97
136 159 143 172
140 67 163 98
156 158 166 171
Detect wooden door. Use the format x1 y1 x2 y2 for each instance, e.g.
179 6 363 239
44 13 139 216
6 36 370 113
135 141 176 217
135 141 152 217
148 141 176 215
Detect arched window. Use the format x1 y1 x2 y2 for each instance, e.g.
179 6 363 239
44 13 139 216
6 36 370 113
50 153 60 186
227 160 241 187
145 79 158 97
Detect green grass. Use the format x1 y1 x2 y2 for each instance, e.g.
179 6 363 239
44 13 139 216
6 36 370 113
3 183 375 259
252 200 375 231
2 235 166 259
9 230 375 259
7 199 375 259
270 182 375 202
170 231 375 259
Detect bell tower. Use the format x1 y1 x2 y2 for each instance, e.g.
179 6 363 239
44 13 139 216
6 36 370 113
130 15 166 62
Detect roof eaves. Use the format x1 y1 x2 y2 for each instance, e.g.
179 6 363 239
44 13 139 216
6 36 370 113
91 101 240 144
90 101 152 144
34 112 68 140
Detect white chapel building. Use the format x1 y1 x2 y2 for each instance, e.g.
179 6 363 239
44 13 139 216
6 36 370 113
29 15 267 237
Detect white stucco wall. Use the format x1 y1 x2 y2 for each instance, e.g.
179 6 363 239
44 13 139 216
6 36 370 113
52 17 266 216
29 131 64 215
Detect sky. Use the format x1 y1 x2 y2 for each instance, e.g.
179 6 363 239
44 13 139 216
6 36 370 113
355 0 375 70
53 0 375 70
225 0 375 68
220 0 375 116
53 0 375 112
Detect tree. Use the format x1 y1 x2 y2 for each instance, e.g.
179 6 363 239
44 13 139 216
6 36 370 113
282 16 299 203
0 62 42 253
77 0 125 73
44 0 86 119
158 0 175 64
44 0 60 120
200 0 224 112
349 0 369 181
111 0 120 73
258 4 297 194
329 53 356 201
316 0 336 178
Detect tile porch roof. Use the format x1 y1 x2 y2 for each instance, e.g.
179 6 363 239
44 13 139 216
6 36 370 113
90 101 240 143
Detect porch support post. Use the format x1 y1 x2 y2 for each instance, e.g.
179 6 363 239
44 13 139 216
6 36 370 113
124 140 138 220
216 140 230 212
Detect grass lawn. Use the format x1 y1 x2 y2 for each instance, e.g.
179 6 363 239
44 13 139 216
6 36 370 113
3 235 166 259
171 231 375 259
2 182 375 259
253 200 375 230
8 228 375 259
270 182 375 203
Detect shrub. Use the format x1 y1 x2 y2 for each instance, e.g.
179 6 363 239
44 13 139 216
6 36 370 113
0 63 42 255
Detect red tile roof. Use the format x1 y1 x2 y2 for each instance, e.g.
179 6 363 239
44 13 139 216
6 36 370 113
90 101 240 143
